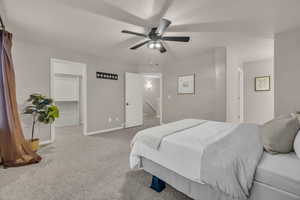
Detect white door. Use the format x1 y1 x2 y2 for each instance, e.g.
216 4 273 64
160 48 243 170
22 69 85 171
125 72 143 128
54 75 79 101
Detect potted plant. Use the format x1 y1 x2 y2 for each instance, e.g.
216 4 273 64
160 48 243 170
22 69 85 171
24 94 59 151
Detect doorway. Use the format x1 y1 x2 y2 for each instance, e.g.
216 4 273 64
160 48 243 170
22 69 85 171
142 73 162 127
50 59 87 142
240 59 274 124
125 72 162 128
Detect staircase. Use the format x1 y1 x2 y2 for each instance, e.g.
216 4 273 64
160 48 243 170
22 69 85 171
143 100 157 117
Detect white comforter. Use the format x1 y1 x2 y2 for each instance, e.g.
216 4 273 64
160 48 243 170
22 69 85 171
130 119 263 199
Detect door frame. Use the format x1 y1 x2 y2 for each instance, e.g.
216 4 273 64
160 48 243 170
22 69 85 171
50 58 87 143
141 73 163 125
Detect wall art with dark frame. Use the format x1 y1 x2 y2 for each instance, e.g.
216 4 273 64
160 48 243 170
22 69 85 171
255 76 271 91
96 72 118 80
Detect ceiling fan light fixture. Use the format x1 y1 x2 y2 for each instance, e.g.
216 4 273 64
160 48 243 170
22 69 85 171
155 42 162 49
148 41 155 49
121 18 190 54
148 41 161 49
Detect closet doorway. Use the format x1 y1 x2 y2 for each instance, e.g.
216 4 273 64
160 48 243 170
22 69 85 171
50 59 87 142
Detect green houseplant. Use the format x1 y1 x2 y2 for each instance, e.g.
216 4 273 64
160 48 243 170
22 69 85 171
24 94 59 151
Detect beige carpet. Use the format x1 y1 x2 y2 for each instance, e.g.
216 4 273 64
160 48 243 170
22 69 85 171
0 118 191 200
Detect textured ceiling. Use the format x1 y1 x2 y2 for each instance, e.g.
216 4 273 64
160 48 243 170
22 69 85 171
2 0 299 65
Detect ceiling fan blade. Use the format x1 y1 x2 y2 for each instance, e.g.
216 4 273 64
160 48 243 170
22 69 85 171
121 30 147 37
162 36 190 42
148 0 174 25
130 40 150 50
156 18 171 35
167 21 273 39
115 37 144 48
57 0 149 27
160 44 167 53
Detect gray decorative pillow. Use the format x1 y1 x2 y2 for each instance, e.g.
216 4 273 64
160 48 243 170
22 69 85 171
262 115 300 154
294 130 300 159
291 112 300 124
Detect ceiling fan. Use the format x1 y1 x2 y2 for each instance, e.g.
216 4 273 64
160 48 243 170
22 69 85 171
121 18 190 53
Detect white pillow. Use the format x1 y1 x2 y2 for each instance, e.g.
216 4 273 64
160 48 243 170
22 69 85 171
295 130 300 159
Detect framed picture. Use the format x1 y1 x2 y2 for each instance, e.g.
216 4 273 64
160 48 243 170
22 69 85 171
255 76 271 91
178 74 195 94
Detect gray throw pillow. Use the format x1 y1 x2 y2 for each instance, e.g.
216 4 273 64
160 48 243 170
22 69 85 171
262 115 300 154
291 112 300 124
294 130 300 159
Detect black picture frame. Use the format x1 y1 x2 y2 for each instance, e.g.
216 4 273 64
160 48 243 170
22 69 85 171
96 72 118 80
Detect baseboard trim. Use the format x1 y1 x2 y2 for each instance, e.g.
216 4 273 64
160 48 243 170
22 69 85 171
86 126 124 136
40 140 52 146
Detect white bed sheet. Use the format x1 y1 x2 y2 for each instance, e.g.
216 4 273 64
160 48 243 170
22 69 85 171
130 121 238 183
255 152 300 196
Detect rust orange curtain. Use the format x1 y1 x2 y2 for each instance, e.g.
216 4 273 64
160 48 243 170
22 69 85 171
0 30 41 168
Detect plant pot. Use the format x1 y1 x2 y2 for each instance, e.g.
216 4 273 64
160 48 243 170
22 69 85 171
28 138 40 152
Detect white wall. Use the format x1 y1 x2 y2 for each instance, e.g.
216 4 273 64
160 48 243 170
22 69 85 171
137 48 227 123
226 40 274 122
162 48 227 122
243 59 274 124
0 1 7 24
13 39 138 142
214 47 227 122
275 28 300 116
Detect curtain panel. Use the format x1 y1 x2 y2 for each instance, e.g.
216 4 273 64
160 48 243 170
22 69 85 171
0 30 41 168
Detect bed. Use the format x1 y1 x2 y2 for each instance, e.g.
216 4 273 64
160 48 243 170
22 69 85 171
130 119 300 200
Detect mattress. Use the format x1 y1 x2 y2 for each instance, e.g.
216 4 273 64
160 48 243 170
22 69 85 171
255 152 300 196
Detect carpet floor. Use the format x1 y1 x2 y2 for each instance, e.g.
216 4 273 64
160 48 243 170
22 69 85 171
0 118 191 200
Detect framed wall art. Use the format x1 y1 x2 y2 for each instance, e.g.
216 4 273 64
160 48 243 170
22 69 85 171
255 76 271 91
178 74 195 94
